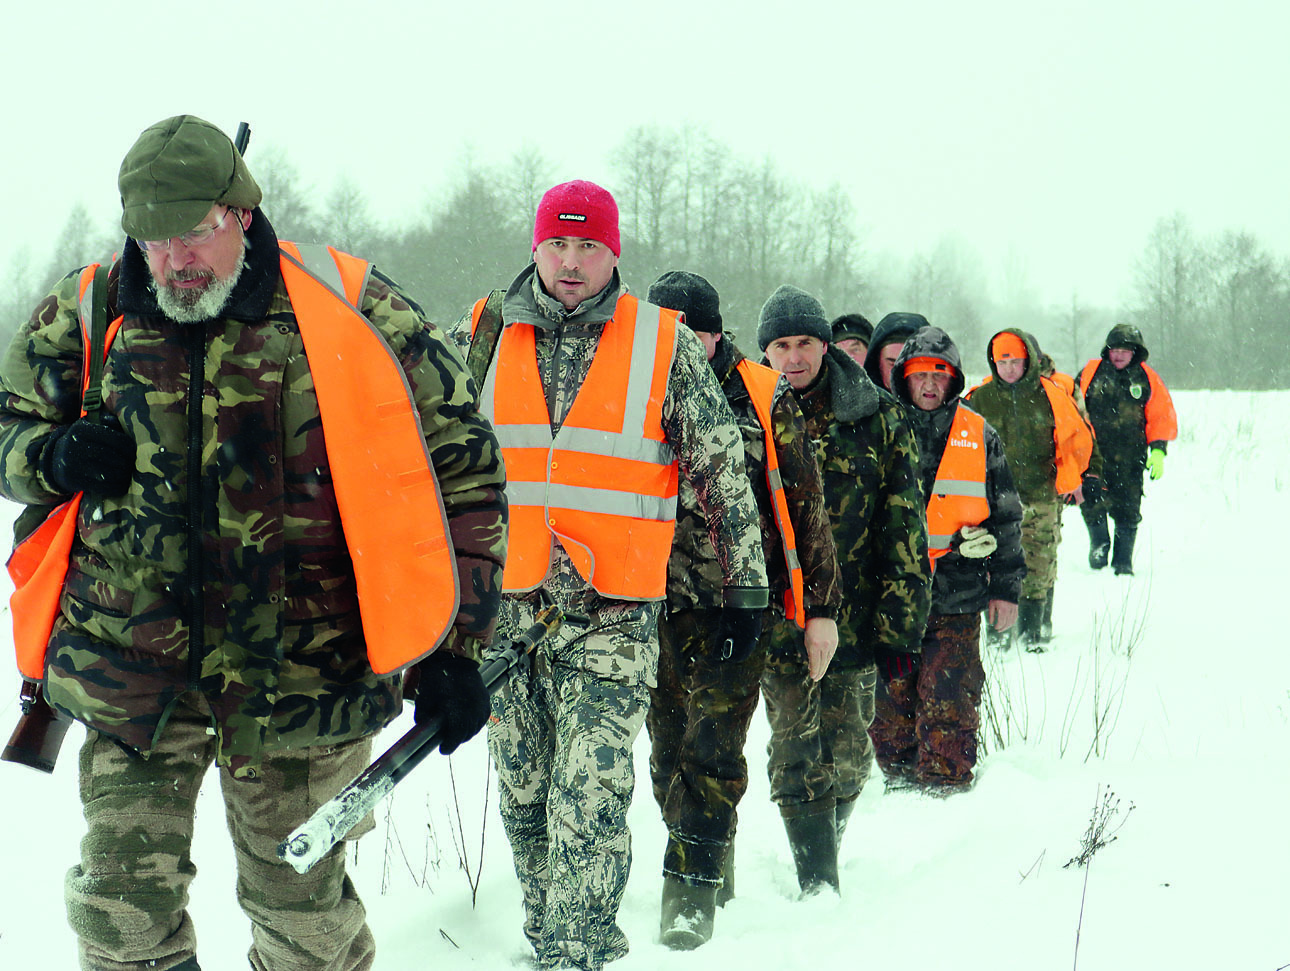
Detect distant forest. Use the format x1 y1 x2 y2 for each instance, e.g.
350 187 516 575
3 125 1286 390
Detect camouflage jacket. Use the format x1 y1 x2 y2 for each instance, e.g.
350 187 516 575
966 328 1071 504
0 214 507 776
452 265 767 686
665 336 840 619
892 327 1025 615
770 347 931 665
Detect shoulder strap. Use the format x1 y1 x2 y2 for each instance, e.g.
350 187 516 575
79 263 112 423
467 289 506 390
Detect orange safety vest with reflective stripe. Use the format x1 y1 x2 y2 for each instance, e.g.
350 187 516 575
735 360 805 628
10 244 458 680
472 292 679 600
926 404 990 569
1078 359 1178 444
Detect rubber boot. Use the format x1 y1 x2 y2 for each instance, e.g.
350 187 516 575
660 875 717 950
1086 513 1110 570
835 796 858 850
782 806 839 896
1016 598 1046 652
715 837 735 908
1039 588 1055 644
1112 524 1137 576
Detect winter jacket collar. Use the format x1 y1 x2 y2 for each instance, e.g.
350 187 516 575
795 345 881 423
116 207 281 324
501 262 623 333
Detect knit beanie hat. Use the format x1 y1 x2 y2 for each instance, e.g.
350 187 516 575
757 284 831 350
831 313 873 344
647 271 722 333
118 115 262 240
903 356 955 377
532 180 621 256
991 332 1028 362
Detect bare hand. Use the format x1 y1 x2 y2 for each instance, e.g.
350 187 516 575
988 599 1018 632
1062 484 1085 506
804 617 838 681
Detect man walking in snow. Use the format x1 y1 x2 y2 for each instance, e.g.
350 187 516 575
455 183 768 970
759 284 930 894
1078 324 1178 576
0 114 507 970
644 271 841 948
966 329 1094 649
871 326 1024 790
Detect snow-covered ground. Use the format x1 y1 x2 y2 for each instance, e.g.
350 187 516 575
2 390 1287 970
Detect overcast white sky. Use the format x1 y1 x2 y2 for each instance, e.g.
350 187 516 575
5 0 1287 309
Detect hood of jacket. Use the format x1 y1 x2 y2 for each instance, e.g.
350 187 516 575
892 325 965 409
984 327 1044 391
863 311 930 387
1101 323 1149 366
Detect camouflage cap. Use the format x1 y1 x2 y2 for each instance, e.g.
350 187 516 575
118 115 261 240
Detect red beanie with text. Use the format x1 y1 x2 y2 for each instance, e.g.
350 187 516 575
532 180 621 256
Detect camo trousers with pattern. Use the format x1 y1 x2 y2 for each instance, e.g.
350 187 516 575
66 691 375 971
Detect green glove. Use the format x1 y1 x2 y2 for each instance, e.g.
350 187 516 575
1146 447 1165 480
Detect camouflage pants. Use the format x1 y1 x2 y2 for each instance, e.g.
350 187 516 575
488 625 652 971
869 612 984 785
67 692 375 971
761 642 877 818
1019 497 1062 600
647 607 768 886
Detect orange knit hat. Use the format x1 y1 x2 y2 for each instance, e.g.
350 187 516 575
991 332 1028 362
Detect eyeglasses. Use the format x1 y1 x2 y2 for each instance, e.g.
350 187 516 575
138 208 238 252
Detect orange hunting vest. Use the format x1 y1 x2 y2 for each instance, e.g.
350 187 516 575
735 360 805 628
1079 359 1178 445
1038 376 1095 495
926 404 990 567
472 293 679 600
10 244 458 680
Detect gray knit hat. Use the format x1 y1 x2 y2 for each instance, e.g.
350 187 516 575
757 284 831 350
647 270 722 333
118 115 262 240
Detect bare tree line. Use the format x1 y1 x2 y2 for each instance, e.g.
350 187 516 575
3 127 1287 389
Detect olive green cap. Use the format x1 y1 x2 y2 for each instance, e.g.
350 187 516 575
118 115 261 240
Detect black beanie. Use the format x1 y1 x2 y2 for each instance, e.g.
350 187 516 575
757 284 831 350
647 270 722 333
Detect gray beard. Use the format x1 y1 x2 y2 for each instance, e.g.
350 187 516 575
152 247 247 323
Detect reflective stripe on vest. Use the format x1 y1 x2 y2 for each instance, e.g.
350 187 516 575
926 404 990 567
477 293 680 599
735 360 805 628
8 264 123 680
279 241 460 674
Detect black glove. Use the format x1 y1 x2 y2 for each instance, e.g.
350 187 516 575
413 653 490 755
42 416 135 496
712 606 763 664
874 646 919 682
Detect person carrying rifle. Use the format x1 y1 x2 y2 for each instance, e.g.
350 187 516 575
0 115 507 971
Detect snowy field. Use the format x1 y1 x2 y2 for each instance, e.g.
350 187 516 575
2 389 1287 970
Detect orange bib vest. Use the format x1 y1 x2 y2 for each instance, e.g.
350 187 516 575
926 404 990 569
735 360 805 628
1079 359 1178 444
9 244 458 680
472 293 679 600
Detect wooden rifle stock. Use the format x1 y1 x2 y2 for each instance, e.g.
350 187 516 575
2 680 71 774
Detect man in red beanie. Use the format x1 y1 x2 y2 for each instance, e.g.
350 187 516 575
452 181 769 970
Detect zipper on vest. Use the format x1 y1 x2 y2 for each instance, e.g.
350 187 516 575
184 327 207 689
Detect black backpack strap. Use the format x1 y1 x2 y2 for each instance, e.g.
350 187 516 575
78 263 112 422
466 288 506 392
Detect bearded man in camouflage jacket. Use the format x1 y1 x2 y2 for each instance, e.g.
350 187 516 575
454 184 768 971
0 116 507 970
759 285 931 895
643 271 841 949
